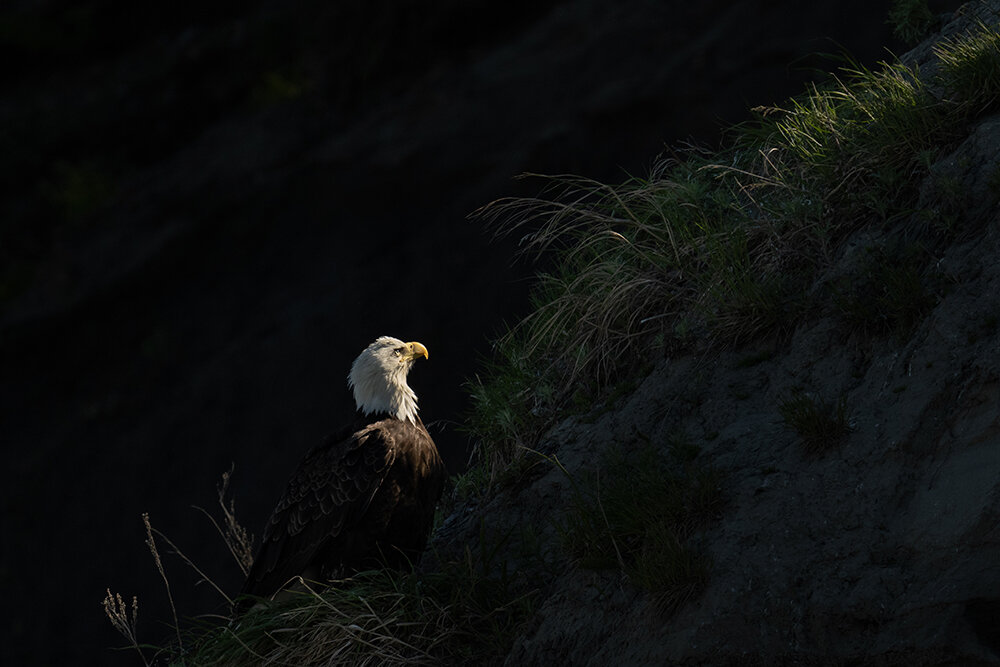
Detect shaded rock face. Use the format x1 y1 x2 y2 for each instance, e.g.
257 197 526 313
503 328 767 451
0 0 966 665
436 5 1000 665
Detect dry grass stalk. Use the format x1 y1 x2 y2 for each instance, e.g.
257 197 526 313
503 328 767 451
143 512 184 654
101 588 149 666
194 465 255 576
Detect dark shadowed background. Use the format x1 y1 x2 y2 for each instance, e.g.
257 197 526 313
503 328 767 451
0 1 962 664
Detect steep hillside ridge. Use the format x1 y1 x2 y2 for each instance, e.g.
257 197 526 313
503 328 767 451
439 4 1000 664
2 2 920 662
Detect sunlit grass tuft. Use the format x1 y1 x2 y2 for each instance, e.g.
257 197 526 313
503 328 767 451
935 20 1000 113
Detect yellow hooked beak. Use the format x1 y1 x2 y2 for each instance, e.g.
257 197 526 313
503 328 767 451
403 341 429 361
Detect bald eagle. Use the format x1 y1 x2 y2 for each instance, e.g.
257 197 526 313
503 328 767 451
238 336 445 606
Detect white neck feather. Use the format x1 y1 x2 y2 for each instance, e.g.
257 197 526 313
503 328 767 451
348 345 420 424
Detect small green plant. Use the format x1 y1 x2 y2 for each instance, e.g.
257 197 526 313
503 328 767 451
779 391 850 453
557 443 722 612
626 523 710 611
887 0 935 45
831 243 939 339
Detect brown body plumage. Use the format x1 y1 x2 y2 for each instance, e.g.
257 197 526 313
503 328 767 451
238 337 445 607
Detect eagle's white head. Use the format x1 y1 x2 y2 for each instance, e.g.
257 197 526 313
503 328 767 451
348 336 428 424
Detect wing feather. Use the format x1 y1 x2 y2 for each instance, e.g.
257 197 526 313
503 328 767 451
240 423 397 599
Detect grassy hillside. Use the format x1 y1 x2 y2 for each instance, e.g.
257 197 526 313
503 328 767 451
466 8 1000 482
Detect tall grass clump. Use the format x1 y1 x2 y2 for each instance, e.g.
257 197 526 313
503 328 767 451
468 22 1000 478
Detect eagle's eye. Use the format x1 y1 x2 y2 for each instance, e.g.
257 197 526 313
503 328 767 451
393 347 403 357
